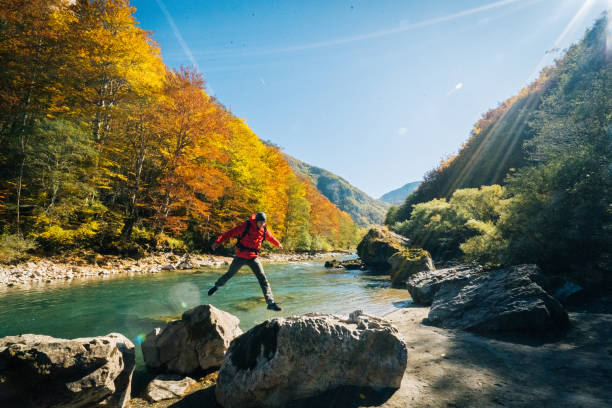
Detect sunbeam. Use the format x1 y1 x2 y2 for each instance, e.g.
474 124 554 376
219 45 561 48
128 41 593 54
444 1 609 197
528 0 599 81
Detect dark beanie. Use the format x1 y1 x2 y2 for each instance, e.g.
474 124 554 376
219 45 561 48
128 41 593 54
255 212 266 222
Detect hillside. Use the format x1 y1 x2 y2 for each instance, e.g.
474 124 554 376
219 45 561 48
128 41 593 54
386 15 611 276
389 13 611 224
283 154 390 226
379 181 420 205
0 0 360 258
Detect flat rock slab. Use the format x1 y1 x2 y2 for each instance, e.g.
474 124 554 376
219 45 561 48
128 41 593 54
0 332 135 408
145 374 196 402
425 264 569 335
215 310 408 408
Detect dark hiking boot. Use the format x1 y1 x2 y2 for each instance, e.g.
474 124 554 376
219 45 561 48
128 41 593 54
208 286 217 296
267 302 282 311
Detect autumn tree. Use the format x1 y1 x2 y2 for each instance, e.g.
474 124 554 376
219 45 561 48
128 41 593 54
152 67 230 239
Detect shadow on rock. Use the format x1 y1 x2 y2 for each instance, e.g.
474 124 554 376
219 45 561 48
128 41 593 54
286 386 397 408
169 385 219 408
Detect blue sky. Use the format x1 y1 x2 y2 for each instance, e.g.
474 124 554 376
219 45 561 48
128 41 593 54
131 0 610 198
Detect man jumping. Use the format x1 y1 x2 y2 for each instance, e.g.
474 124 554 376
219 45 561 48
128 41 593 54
209 212 283 311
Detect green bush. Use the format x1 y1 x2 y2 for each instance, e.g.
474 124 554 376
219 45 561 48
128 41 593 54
155 233 187 253
0 233 37 264
310 235 332 252
31 222 98 252
392 185 509 261
459 219 508 265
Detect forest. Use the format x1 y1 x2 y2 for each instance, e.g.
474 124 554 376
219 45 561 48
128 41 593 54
0 0 360 262
386 14 611 277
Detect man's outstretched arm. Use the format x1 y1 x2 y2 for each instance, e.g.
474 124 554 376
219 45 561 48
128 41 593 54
211 222 247 251
265 229 283 249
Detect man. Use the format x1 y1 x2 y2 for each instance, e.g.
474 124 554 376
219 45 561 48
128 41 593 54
209 212 283 311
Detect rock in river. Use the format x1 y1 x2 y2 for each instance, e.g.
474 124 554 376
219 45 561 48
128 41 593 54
0 332 135 408
324 259 364 270
356 227 410 271
215 310 407 408
425 264 569 335
142 304 242 375
388 248 434 287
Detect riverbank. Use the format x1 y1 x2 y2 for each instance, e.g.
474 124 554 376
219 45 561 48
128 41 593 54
381 305 612 408
127 302 612 408
0 251 351 288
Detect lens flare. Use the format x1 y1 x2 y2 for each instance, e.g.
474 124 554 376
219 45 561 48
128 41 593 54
168 282 201 312
134 333 147 345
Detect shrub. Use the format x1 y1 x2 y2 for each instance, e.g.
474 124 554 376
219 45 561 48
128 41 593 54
32 223 98 252
392 185 509 261
0 233 37 264
155 233 187 253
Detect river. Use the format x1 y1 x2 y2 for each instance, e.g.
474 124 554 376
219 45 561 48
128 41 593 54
0 257 410 386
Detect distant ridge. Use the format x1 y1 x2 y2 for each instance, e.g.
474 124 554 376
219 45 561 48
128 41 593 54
283 153 389 226
379 181 421 205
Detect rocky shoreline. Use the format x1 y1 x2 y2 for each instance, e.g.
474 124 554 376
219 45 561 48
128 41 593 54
0 251 351 288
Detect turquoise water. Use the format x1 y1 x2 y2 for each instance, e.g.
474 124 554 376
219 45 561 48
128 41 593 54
0 258 410 379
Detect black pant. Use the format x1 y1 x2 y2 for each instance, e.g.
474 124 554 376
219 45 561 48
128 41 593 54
214 257 274 304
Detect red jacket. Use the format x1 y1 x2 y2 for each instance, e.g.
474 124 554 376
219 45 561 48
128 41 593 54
215 214 281 259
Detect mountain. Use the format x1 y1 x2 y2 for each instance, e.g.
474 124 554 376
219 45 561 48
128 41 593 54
379 182 420 205
389 13 611 225
283 154 390 226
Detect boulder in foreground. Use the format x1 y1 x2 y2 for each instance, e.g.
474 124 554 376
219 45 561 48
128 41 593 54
356 227 410 271
142 304 242 375
425 264 569 335
215 310 407 408
0 333 135 408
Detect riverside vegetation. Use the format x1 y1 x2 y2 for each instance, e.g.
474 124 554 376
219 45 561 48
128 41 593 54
385 15 611 288
0 0 361 266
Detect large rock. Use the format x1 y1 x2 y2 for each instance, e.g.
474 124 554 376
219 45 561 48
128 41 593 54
0 333 135 408
388 248 435 287
406 264 482 305
425 264 569 335
142 304 242 375
145 374 196 402
356 227 410 271
215 310 407 408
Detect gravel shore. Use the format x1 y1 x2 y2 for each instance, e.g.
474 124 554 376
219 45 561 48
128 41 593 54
0 251 351 288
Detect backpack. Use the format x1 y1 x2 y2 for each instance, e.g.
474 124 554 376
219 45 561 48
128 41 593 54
236 219 267 254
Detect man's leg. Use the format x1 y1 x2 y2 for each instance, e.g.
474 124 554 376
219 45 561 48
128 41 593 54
247 258 275 305
211 257 246 292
